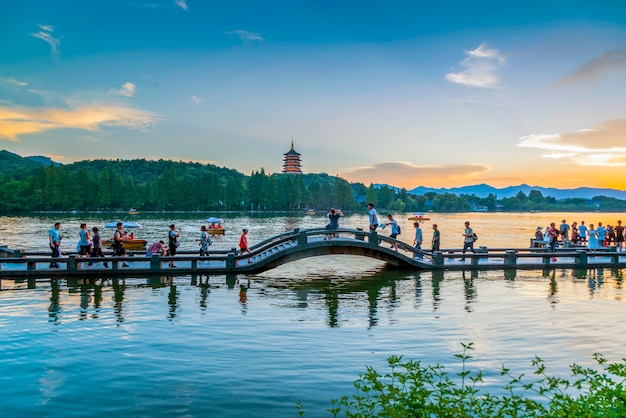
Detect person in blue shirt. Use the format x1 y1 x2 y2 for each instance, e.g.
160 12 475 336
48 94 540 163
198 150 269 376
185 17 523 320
78 223 91 256
48 222 62 268
325 208 343 239
413 221 423 259
385 214 400 251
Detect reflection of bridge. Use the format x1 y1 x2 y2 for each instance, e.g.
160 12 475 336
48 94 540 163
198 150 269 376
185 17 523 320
1 227 626 281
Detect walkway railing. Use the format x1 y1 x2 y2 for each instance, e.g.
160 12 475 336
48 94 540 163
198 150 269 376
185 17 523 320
1 228 625 280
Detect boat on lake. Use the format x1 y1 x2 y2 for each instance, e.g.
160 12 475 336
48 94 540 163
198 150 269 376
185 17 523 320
306 209 316 215
128 208 139 215
407 212 430 221
205 217 226 234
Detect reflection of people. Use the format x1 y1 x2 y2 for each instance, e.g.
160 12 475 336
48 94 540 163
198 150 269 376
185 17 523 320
413 221 423 258
326 208 343 239
431 224 440 251
239 228 252 263
384 214 400 250
367 203 378 231
239 284 247 304
168 224 181 267
146 240 167 257
460 221 475 262
113 222 129 267
198 225 211 256
49 222 62 268
78 223 91 256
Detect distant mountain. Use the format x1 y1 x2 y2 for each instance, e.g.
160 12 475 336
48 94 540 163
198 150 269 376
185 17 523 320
408 183 626 200
25 155 58 166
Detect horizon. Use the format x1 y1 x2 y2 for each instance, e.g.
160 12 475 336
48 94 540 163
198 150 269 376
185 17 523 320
2 1 626 190
6 148 626 193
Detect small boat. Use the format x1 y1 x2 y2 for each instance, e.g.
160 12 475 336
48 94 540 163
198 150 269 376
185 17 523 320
205 217 226 234
128 208 139 215
407 213 430 221
102 221 147 250
306 209 316 215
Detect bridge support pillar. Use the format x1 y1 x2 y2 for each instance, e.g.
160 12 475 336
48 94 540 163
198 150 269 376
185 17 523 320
150 255 161 271
542 247 551 264
505 250 517 266
576 250 587 267
226 250 236 269
369 230 379 246
298 230 308 246
433 251 443 266
68 255 78 273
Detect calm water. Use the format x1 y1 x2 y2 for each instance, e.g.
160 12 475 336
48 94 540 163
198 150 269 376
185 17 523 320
1 212 625 417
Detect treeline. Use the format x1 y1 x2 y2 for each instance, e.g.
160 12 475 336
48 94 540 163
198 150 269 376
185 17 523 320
1 157 625 212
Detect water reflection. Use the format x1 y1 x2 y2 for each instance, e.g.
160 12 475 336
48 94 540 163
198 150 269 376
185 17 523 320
112 279 126 323
431 270 444 311
168 283 179 319
48 280 61 324
462 271 477 312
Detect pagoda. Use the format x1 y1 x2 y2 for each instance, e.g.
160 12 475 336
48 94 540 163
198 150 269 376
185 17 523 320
282 141 303 174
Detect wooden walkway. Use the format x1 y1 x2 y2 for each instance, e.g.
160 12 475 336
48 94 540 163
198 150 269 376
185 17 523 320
1 228 625 281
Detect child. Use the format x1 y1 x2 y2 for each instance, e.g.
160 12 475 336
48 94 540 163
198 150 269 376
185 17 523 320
239 228 252 263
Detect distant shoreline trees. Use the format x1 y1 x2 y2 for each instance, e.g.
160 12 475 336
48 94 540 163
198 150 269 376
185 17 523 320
0 157 625 213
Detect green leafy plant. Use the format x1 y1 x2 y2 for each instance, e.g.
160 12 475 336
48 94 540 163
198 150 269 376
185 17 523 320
300 342 626 417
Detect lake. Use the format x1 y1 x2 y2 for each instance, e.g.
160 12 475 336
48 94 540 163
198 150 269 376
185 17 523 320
1 212 625 417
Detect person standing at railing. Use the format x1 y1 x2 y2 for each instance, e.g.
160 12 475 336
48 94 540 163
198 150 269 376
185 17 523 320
384 214 400 251
548 222 559 260
89 227 108 267
597 222 606 249
431 224 440 251
460 221 475 262
48 222 62 268
77 223 91 257
325 208 343 240
615 220 624 252
198 225 211 256
588 224 598 250
413 222 423 259
367 203 379 231
113 222 130 267
168 224 181 268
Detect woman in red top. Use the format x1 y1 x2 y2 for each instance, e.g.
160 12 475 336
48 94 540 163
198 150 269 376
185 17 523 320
239 228 252 263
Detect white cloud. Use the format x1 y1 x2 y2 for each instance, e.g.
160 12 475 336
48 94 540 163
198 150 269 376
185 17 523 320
31 24 61 56
226 30 263 41
0 76 28 87
518 119 626 166
116 82 136 97
191 94 202 104
446 43 505 88
175 0 188 11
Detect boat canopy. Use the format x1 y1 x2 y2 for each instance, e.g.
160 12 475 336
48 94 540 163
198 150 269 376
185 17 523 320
104 221 143 229
205 217 224 223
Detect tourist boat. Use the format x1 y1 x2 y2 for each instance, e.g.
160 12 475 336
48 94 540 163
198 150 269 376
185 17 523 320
306 209 316 215
102 221 147 250
205 217 226 234
407 212 430 221
128 208 139 215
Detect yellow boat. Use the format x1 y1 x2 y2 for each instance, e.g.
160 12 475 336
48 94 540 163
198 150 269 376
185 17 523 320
207 227 225 235
102 239 147 250
407 213 430 221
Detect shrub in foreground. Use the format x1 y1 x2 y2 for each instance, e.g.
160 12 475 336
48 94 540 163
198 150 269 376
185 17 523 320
297 342 626 417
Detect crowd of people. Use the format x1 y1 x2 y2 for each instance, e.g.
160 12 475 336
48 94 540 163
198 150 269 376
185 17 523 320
46 211 625 269
535 219 625 252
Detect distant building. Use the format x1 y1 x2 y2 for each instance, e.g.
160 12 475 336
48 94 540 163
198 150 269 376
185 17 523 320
282 141 302 174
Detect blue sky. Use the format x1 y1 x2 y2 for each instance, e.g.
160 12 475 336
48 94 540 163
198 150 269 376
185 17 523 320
2 1 626 189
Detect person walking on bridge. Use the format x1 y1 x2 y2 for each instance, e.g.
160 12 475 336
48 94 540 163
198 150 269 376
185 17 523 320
413 222 423 259
384 214 400 251
460 221 475 262
367 203 379 231
48 222 62 268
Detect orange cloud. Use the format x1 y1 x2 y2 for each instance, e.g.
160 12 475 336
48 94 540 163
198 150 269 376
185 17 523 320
0 103 159 141
340 161 490 188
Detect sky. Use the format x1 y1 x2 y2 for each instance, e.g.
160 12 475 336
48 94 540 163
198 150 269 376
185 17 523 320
2 1 626 190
